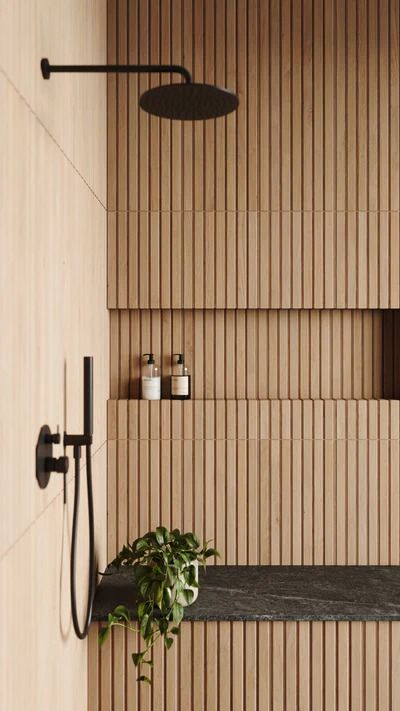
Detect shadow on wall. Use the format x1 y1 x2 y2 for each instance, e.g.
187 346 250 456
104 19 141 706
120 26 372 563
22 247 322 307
382 310 400 398
59 500 71 640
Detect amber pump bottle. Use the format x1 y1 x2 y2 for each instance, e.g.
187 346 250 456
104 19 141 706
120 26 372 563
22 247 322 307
170 353 191 400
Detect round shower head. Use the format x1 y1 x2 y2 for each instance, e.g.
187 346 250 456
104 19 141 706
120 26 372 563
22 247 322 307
139 82 239 120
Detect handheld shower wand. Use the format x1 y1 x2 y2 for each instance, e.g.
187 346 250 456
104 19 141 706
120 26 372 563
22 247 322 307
64 356 96 639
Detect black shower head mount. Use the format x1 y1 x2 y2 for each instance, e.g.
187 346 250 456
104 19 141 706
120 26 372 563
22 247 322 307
40 58 239 120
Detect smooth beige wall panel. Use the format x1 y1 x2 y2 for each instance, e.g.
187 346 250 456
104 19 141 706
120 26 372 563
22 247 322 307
0 0 107 204
1 445 107 711
110 309 400 399
107 399 400 566
0 3 107 710
0 74 108 558
89 620 400 711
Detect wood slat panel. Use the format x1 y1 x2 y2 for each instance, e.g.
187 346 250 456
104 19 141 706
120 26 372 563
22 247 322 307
108 0 400 214
89 621 400 711
109 309 400 400
108 211 400 309
107 399 400 565
108 399 400 441
107 0 400 309
104 0 400 708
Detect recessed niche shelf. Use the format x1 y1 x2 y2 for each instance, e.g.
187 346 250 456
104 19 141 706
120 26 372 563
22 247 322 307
110 309 400 400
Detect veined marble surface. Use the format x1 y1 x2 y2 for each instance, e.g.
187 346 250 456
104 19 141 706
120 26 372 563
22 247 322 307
92 566 400 622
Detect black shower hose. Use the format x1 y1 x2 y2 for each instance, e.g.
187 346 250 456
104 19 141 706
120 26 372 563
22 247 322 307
70 444 96 639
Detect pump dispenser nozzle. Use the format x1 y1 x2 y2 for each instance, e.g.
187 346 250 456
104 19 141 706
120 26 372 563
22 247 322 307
143 353 155 364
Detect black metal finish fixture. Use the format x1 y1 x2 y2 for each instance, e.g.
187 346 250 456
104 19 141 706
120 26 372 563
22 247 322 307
36 357 96 640
36 425 69 489
139 82 239 121
40 58 239 120
62 356 95 640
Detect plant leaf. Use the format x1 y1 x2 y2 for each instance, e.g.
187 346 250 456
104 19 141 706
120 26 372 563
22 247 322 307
98 626 110 646
113 604 131 623
137 601 146 620
136 675 152 685
203 549 217 558
140 614 150 639
158 618 168 635
162 586 172 608
155 526 166 545
139 578 151 598
135 538 148 551
181 588 194 605
172 602 184 625
132 652 145 666
164 636 174 650
170 626 180 635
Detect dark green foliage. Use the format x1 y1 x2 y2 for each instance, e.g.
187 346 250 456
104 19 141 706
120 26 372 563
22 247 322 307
98 526 218 684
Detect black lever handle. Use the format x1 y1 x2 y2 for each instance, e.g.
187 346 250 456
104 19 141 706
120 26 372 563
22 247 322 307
45 456 69 474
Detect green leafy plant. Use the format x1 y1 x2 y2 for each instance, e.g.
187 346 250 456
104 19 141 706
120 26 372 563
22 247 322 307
98 526 218 684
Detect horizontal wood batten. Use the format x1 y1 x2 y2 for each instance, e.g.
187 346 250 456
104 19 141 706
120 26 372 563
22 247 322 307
88 620 400 711
110 309 400 400
108 210 400 309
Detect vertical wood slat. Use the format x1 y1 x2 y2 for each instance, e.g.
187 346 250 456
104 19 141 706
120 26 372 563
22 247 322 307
107 0 400 309
107 399 400 566
108 0 399 213
108 212 400 309
89 621 400 710
109 309 400 401
104 2 400 710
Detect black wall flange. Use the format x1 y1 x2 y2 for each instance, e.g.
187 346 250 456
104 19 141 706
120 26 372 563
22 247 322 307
36 425 69 489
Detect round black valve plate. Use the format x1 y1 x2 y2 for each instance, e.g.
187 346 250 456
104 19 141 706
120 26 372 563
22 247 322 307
35 425 53 489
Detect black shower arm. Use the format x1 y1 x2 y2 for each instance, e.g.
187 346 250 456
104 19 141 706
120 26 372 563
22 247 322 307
41 58 192 83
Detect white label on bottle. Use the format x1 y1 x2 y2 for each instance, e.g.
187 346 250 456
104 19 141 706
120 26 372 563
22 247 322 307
171 375 189 396
141 376 161 400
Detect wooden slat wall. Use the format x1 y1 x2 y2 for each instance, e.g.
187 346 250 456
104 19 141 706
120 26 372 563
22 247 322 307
107 0 400 310
107 399 400 566
108 211 400 309
107 0 400 213
94 0 400 708
110 309 400 399
89 620 400 711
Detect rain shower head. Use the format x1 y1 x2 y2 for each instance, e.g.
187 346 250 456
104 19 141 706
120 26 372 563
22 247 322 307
40 59 239 120
139 82 238 120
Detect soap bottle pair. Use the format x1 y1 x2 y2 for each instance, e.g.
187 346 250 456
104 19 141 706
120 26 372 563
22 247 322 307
141 353 191 400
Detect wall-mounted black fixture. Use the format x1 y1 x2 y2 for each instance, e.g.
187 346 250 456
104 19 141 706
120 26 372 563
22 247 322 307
36 426 69 489
36 357 95 640
62 356 95 639
40 58 239 120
